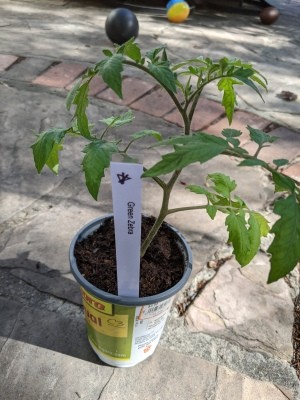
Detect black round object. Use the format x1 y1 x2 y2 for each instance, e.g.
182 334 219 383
260 7 279 25
105 8 139 45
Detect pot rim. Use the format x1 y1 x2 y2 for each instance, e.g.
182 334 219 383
69 214 192 306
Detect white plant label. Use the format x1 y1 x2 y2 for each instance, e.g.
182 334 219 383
110 162 143 297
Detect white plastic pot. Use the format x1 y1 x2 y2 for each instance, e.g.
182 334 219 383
70 215 192 367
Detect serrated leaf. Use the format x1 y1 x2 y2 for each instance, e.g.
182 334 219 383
66 78 82 111
234 74 264 101
247 126 278 146
46 143 63 175
117 39 141 62
143 134 229 177
100 110 134 128
186 185 211 196
221 129 242 147
272 170 295 193
148 62 177 93
146 46 166 62
273 159 289 168
96 54 123 98
252 212 270 237
131 130 162 141
207 205 217 220
207 173 237 198
82 140 119 200
226 211 261 266
222 128 243 138
238 159 268 167
31 128 66 173
103 49 113 57
217 77 241 124
73 81 91 138
267 195 300 283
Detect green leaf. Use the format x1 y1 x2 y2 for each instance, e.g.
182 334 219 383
252 212 270 237
100 110 134 128
247 126 278 146
207 205 217 220
148 62 177 93
267 195 300 283
271 170 295 193
31 128 66 173
66 78 82 111
238 159 268 167
73 81 91 138
96 54 123 98
234 75 264 101
120 40 142 62
207 173 237 198
131 130 162 141
186 185 211 196
226 211 261 266
103 49 113 57
222 128 242 138
221 129 243 148
143 134 229 177
82 140 119 200
273 159 289 168
217 77 241 124
46 143 63 175
146 46 166 62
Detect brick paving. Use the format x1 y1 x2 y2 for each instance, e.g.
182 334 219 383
0 54 19 72
32 62 87 88
97 77 156 106
0 53 299 184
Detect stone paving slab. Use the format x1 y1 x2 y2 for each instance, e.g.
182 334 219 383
0 339 113 400
185 254 295 362
0 1 300 399
1 0 299 130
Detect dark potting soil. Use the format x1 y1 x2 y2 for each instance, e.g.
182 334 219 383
74 216 185 297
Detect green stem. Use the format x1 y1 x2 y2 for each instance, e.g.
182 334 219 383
123 60 187 127
141 169 182 257
167 205 207 214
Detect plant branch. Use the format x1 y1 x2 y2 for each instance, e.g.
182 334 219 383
123 59 186 122
141 169 182 257
143 167 166 190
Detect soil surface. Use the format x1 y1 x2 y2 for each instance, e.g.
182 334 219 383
74 216 185 297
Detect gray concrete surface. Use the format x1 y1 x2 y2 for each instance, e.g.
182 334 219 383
0 1 299 399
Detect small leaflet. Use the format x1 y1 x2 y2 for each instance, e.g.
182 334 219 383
110 162 143 297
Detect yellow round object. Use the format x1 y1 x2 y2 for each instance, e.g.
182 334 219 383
167 2 190 23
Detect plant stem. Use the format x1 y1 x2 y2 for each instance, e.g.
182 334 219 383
141 169 182 257
167 205 207 215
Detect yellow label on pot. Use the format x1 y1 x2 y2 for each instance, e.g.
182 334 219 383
82 297 128 338
81 288 113 315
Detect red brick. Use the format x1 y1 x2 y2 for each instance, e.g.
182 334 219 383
66 75 107 96
205 110 270 144
97 77 156 106
130 87 176 117
282 162 300 183
0 55 18 72
243 126 300 162
165 98 224 131
32 62 86 88
87 75 107 96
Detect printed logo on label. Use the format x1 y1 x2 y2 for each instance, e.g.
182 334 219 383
81 288 113 315
117 172 131 185
83 301 128 338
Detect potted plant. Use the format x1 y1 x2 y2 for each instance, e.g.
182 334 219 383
31 39 300 367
